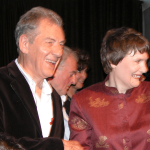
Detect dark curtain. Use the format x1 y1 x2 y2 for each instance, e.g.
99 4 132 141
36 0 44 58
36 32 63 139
0 0 143 87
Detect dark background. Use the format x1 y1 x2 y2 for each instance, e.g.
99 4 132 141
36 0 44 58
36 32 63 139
0 0 143 87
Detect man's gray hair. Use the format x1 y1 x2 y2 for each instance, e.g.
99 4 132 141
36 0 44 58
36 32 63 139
15 6 63 53
58 46 78 69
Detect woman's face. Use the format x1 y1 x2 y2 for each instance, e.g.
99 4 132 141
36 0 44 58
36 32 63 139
74 68 87 90
109 50 149 93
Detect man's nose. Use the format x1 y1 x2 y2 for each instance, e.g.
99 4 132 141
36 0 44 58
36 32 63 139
71 74 77 85
52 44 63 58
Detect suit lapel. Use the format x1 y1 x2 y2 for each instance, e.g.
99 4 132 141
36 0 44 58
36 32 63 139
7 61 42 137
50 87 64 138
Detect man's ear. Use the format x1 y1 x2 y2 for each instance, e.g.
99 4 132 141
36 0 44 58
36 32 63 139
18 34 30 54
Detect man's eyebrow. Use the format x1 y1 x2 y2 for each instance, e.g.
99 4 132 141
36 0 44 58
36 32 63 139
60 39 66 44
44 37 66 44
44 37 56 41
71 70 78 74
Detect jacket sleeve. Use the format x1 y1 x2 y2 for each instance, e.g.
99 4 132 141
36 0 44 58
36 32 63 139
69 96 92 150
16 136 64 150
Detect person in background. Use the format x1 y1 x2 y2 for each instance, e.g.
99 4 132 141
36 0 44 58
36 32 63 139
65 49 90 116
48 46 78 141
0 6 83 150
48 46 78 97
69 27 150 150
62 49 90 140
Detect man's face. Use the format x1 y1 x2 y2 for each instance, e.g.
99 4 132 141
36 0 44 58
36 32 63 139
51 54 77 95
110 50 149 93
20 19 65 80
74 68 87 90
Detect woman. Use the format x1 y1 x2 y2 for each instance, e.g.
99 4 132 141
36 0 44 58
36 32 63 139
69 27 150 150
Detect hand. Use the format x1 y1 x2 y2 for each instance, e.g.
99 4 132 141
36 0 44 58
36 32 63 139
62 139 84 150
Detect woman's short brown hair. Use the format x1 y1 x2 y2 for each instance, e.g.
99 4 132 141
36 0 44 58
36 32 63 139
100 27 150 74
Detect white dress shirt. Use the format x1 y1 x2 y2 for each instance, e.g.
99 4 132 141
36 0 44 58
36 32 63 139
15 59 53 137
61 95 70 140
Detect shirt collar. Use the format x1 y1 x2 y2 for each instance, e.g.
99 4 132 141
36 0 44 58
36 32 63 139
15 59 34 84
42 79 52 95
61 95 67 105
15 59 52 95
61 95 67 102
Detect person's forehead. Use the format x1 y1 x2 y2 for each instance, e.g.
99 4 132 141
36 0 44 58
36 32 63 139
64 63 77 73
62 57 77 71
129 50 149 58
65 54 77 64
34 19 65 44
124 48 145 56
37 18 64 34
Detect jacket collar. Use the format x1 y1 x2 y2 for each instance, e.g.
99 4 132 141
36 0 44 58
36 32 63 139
7 61 43 137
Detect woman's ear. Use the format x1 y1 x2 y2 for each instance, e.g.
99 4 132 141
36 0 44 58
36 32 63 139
110 61 117 69
18 34 30 54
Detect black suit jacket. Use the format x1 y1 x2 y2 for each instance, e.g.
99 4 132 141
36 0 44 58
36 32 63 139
0 61 64 150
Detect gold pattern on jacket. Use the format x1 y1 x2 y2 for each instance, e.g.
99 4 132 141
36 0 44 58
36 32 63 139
89 97 109 107
70 116 88 131
96 136 109 148
118 103 124 109
135 92 150 103
123 139 129 150
147 129 150 142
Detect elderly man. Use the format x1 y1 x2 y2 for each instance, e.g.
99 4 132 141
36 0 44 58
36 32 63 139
0 6 83 150
48 46 78 141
